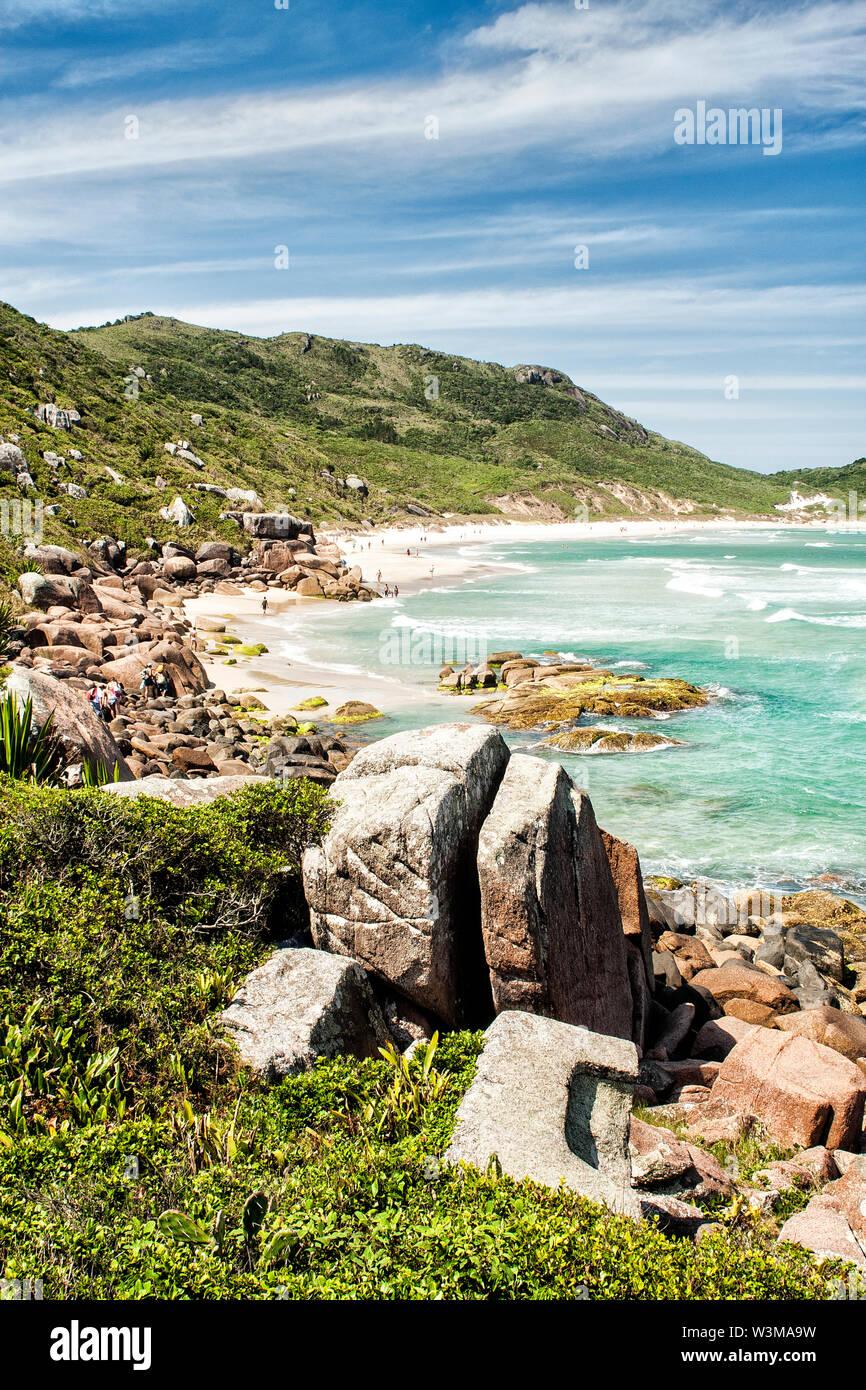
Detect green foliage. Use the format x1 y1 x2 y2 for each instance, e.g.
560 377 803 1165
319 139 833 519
80 758 121 787
0 599 12 654
0 693 64 784
0 1038 835 1301
361 1034 450 1141
0 778 332 1112
0 298 821 558
0 999 126 1138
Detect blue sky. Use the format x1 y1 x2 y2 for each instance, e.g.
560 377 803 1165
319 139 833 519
0 0 863 474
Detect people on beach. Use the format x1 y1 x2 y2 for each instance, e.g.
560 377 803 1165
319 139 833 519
87 683 103 717
261 597 269 614
139 664 156 695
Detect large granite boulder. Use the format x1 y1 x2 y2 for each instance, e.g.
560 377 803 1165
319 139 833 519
18 572 101 614
242 513 315 540
338 723 509 832
303 724 509 1027
445 1010 639 1215
476 755 632 1040
4 667 132 780
775 1007 866 1068
140 640 208 696
689 962 798 1015
220 947 389 1078
711 1029 866 1150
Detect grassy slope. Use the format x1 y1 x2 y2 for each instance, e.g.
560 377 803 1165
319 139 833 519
73 313 790 515
769 458 866 497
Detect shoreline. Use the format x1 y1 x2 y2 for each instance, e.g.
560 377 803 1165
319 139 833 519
184 513 864 720
178 514 866 903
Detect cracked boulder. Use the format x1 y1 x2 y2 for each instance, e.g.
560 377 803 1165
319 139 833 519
303 724 509 1027
476 755 632 1040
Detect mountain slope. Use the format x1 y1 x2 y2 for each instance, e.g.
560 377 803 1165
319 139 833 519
72 311 788 517
2 298 849 591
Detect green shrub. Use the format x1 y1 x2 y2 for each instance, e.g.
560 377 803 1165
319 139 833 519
0 778 331 1113
0 1037 835 1301
0 599 13 655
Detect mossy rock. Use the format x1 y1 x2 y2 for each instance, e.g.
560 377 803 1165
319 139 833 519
781 890 866 958
235 644 269 657
647 875 685 891
296 721 318 735
477 675 707 732
222 634 242 646
295 696 328 710
332 700 385 724
224 658 237 666
544 728 686 755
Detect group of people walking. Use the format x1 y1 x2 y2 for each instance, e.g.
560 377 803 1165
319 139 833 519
87 660 174 723
86 679 125 723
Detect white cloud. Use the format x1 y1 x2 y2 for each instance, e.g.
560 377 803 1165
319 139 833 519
0 0 167 29
45 278 866 346
0 0 863 186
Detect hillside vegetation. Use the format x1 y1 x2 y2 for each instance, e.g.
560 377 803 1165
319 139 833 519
0 299 792 564
1 299 861 607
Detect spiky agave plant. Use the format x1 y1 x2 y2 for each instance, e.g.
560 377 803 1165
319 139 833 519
0 599 12 655
0 692 64 784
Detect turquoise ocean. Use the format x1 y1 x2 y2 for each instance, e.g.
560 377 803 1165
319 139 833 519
272 528 866 902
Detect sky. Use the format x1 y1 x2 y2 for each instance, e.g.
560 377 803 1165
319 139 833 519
0 0 864 474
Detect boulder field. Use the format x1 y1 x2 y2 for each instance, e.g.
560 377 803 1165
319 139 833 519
211 720 866 1262
1 520 373 783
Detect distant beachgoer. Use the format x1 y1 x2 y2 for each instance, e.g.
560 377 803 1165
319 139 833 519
383 584 391 596
377 570 382 583
87 684 103 716
261 597 269 614
393 585 399 598
406 548 410 556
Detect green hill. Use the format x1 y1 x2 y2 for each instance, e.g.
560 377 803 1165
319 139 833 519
769 458 866 502
0 299 861 590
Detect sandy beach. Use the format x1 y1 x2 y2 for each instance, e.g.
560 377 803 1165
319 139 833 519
183 513 858 723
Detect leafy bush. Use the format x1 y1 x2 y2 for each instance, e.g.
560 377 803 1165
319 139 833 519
0 775 840 1302
0 598 12 654
0 778 331 1114
0 1035 835 1301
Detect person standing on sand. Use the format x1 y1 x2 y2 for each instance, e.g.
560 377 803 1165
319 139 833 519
261 597 269 614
